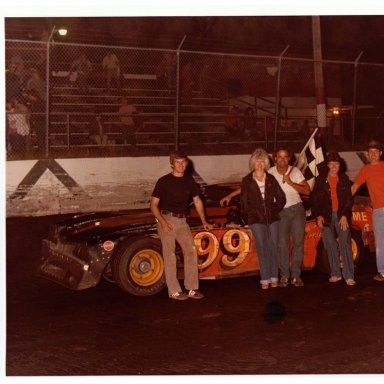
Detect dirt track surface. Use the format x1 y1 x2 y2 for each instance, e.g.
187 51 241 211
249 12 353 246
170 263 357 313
5 216 384 376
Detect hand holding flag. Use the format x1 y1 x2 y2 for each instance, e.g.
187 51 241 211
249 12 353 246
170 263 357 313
293 128 325 190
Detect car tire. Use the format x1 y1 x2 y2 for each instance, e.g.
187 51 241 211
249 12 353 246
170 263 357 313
315 229 365 274
112 237 166 296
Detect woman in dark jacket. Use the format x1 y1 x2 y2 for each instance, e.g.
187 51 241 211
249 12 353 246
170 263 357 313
240 148 286 289
310 151 355 285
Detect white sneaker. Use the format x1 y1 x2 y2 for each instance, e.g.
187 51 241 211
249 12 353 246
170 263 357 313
329 276 342 283
169 291 188 300
187 290 204 299
373 273 384 282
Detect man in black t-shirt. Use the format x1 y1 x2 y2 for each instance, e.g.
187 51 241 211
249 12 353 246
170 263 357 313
150 150 213 300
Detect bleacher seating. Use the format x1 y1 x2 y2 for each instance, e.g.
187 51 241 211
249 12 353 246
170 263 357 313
48 72 233 150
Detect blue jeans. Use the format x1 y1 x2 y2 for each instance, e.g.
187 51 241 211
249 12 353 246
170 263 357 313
320 211 354 280
373 207 384 274
278 203 306 278
250 221 279 285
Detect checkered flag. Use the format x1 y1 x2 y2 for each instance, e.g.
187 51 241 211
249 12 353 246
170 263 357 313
295 128 325 190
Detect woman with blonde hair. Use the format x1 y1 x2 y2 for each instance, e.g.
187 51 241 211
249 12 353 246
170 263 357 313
240 148 286 289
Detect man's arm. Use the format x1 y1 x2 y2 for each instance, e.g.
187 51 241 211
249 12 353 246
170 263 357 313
283 176 311 196
150 196 172 232
351 183 360 196
220 187 241 207
351 167 365 196
193 195 213 230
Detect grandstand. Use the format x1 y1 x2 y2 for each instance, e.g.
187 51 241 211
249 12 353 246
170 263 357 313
5 38 384 159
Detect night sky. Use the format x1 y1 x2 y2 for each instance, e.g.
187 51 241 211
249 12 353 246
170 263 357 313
4 15 384 62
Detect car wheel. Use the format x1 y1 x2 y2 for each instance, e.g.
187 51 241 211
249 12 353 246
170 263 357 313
315 229 365 274
112 237 166 296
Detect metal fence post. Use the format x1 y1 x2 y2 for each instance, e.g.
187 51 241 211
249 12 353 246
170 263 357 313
5 38 384 159
45 26 57 158
352 51 364 148
175 36 186 150
273 45 289 152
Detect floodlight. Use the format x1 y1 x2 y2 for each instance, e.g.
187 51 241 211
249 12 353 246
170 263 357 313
57 28 68 36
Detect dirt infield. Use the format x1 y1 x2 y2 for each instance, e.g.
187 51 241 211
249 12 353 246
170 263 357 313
5 215 384 376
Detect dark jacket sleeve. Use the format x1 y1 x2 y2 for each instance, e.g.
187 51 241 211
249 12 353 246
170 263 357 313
273 177 287 213
309 173 331 220
338 174 353 219
309 177 320 218
240 177 249 224
309 173 353 225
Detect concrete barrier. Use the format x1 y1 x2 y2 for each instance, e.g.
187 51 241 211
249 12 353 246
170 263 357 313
6 152 367 217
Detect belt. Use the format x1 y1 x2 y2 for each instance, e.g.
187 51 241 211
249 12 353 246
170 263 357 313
161 210 186 218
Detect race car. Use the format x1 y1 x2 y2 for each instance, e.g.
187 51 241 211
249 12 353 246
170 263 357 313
39 183 376 296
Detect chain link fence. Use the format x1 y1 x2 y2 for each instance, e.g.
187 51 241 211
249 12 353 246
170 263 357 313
5 39 384 160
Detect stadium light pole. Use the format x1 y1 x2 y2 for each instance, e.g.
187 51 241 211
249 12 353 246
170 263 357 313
273 45 289 152
45 26 67 157
312 16 327 143
175 35 186 150
351 51 364 147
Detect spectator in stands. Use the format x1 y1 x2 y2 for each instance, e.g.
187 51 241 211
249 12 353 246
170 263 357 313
7 97 31 156
156 52 176 88
9 54 27 84
6 99 15 154
243 107 256 139
70 53 92 93
22 89 46 154
102 52 121 93
25 68 46 100
118 98 137 148
180 62 194 102
300 119 310 137
225 105 241 140
34 51 47 77
89 113 108 146
6 62 22 100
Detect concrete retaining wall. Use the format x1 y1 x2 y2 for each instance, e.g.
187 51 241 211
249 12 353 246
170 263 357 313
6 152 367 217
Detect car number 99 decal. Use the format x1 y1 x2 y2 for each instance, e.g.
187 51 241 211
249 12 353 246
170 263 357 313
194 229 252 271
